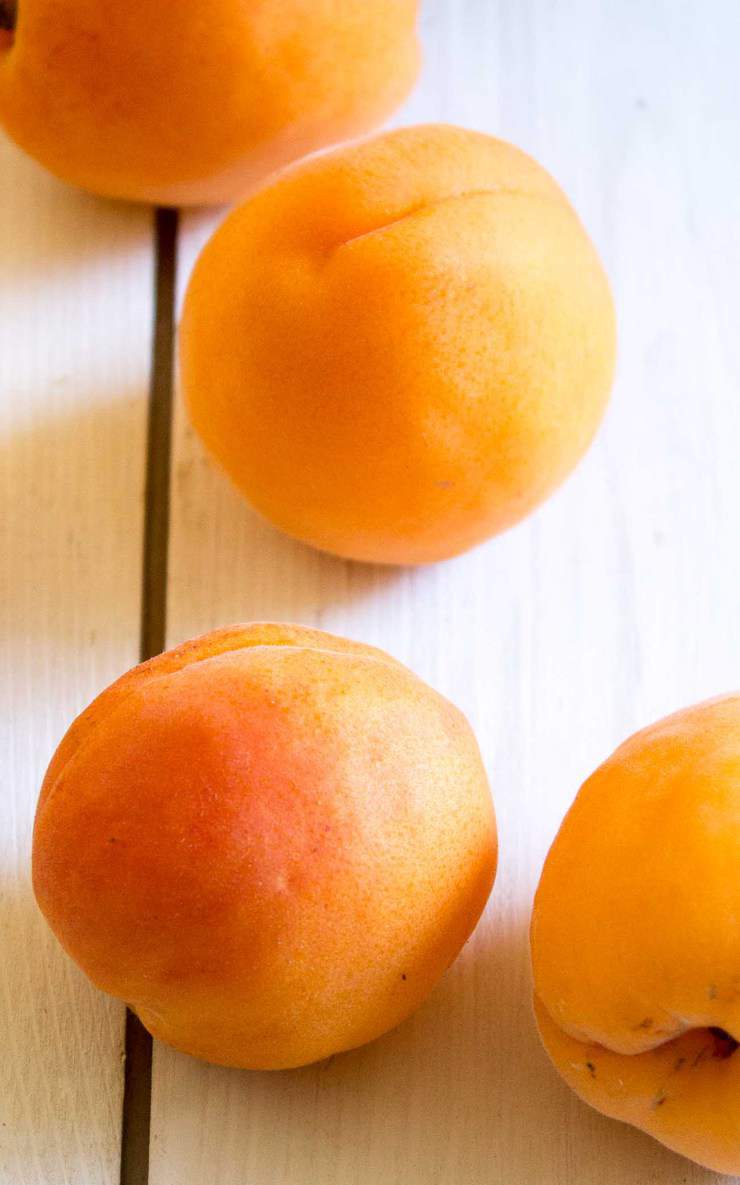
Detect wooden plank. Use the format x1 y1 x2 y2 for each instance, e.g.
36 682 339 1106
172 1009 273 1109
0 144 153 1182
151 2 740 1182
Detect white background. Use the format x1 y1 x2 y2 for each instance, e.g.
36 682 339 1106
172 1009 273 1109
2 2 739 1182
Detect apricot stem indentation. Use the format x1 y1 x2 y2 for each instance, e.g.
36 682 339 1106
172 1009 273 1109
0 0 16 33
709 1027 739 1059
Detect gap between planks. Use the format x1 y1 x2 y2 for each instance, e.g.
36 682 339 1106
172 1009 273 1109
120 205 179 1185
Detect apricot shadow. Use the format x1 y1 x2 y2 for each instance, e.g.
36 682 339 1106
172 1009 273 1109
0 138 151 280
167 405 406 632
151 910 713 1185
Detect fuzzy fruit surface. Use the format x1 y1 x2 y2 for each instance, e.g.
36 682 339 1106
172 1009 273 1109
181 124 616 564
0 0 419 204
33 623 497 1070
531 694 740 1175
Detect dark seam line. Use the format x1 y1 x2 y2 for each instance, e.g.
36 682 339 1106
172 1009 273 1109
140 205 179 666
120 204 179 1185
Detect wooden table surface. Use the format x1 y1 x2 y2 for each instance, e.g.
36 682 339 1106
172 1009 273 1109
2 3 739 1183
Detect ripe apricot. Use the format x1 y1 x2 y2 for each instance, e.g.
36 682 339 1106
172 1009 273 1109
0 1 419 205
180 124 616 565
33 623 497 1070
531 695 740 1174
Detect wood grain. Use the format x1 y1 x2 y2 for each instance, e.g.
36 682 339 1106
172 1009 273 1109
149 2 740 1183
150 3 740 1183
0 144 153 1183
2 1 733 1182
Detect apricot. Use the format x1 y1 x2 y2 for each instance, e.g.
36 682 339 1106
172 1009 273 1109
180 124 616 565
531 695 740 1174
0 1 418 205
32 623 496 1070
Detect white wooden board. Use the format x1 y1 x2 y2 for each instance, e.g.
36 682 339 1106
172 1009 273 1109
0 144 153 1182
151 3 740 1185
3 1 739 1183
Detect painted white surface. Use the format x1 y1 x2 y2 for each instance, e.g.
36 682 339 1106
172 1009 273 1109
152 3 740 1184
0 145 152 1181
2 1 738 1182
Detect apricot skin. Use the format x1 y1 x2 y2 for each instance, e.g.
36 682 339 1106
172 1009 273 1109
32 624 497 1070
531 695 740 1175
0 1 419 205
180 123 616 565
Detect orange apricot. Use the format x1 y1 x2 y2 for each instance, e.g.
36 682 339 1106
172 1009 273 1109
33 623 497 1070
0 0 419 205
180 123 616 565
531 695 740 1174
